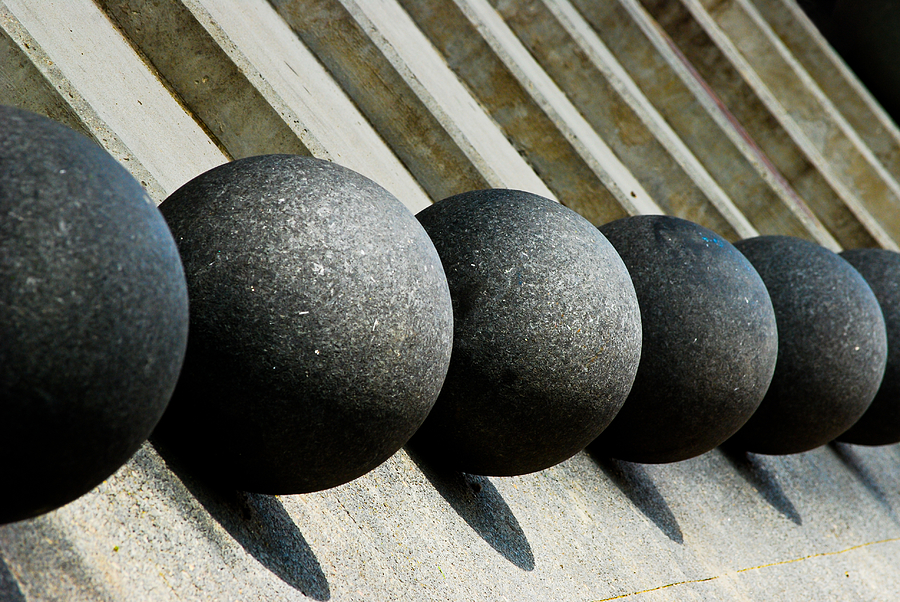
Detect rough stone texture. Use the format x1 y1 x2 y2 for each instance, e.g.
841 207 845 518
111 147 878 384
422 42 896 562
410 189 642 476
155 154 453 494
838 249 900 446
592 215 778 463
7 440 900 601
0 105 189 524
730 236 888 455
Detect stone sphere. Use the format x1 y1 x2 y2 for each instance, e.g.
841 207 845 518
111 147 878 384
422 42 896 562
728 236 887 455
409 189 641 476
591 216 778 463
835 249 900 445
0 106 189 524
154 155 453 493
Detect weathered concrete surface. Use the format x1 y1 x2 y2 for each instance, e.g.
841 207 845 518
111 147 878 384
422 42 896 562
4 443 900 601
568 0 845 250
261 0 554 205
392 0 664 225
0 0 227 202
749 0 900 183
686 0 900 243
483 0 759 241
0 5 166 202
636 0 896 250
98 0 436 212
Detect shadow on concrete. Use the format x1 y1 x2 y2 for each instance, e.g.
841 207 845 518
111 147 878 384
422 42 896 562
588 451 684 544
0 518 113 602
719 446 802 526
153 442 331 600
829 442 893 514
406 448 535 571
0 556 26 602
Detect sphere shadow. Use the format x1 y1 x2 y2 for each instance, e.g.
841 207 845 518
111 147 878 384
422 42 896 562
152 441 331 600
718 445 802 526
829 442 894 514
0 518 113 602
0 556 26 602
587 449 684 544
405 447 535 571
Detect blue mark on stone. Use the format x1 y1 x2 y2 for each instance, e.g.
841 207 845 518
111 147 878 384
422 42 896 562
700 235 724 248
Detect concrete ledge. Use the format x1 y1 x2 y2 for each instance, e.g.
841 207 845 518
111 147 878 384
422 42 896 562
491 0 761 240
396 0 663 225
0 4 167 201
99 0 435 212
4 442 900 600
570 0 842 250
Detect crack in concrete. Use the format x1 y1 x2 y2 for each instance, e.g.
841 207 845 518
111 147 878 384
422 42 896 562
591 536 900 601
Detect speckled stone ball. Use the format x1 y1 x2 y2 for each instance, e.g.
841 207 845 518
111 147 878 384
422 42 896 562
835 249 900 445
0 106 189 524
154 155 453 493
591 216 778 463
408 189 641 476
728 236 887 455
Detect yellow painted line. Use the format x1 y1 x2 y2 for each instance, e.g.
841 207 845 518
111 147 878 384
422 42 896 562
591 536 900 601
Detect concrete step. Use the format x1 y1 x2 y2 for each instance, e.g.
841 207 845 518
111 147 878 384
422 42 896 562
390 0 665 224
97 0 437 212
491 0 771 241
571 0 844 250
504 0 842 248
0 0 228 202
640 0 900 250
749 0 900 183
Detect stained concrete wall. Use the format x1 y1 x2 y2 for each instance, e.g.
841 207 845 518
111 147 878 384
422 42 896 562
3 0 900 600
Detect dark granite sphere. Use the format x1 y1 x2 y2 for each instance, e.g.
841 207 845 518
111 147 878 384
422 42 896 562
591 216 778 463
409 189 642 476
0 106 189 524
728 236 887 455
835 249 900 445
154 155 453 493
